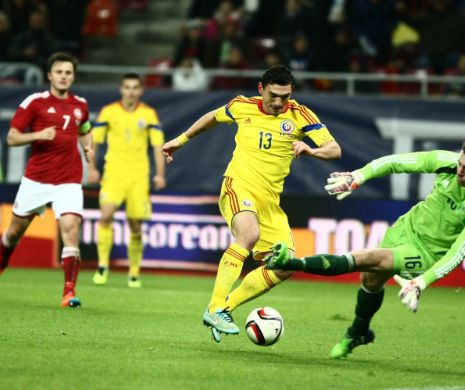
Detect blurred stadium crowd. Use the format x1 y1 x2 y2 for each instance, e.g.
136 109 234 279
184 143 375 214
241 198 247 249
0 0 91 65
0 0 464 95
178 0 465 94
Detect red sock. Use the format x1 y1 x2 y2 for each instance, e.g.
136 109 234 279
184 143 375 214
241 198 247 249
62 255 81 296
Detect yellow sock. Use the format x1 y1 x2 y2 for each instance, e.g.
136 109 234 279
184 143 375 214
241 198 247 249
208 242 249 312
97 224 113 268
128 232 143 277
225 266 282 311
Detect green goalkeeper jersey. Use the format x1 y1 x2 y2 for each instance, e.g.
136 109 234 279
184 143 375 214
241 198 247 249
356 150 465 286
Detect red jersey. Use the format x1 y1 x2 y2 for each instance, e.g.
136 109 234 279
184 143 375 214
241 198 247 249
11 90 90 184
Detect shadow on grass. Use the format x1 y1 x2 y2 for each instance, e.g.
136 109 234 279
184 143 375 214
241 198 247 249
200 346 465 378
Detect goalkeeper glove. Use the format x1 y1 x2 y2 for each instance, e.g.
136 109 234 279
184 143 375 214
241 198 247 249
324 171 364 200
393 275 426 313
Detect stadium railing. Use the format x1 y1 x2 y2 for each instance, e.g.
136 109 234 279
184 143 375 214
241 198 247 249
77 64 465 98
0 62 43 86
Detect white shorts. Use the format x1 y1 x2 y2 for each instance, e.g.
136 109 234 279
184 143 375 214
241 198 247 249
13 177 83 219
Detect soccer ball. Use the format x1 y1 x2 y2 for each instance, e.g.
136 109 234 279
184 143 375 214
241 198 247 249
245 307 284 346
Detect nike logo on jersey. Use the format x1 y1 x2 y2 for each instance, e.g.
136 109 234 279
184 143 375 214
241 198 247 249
47 106 56 114
441 179 450 188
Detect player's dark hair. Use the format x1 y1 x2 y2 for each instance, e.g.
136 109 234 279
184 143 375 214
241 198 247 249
122 73 142 83
261 65 295 88
47 52 78 73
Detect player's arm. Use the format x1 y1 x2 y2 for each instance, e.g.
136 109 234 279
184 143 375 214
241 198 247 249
358 150 456 180
162 109 218 163
87 111 108 184
153 145 166 190
78 120 93 163
297 108 341 160
326 150 458 200
6 126 56 146
292 139 341 160
148 110 167 190
85 141 101 184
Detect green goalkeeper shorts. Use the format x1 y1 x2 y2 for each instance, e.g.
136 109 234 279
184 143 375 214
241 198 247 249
380 217 436 279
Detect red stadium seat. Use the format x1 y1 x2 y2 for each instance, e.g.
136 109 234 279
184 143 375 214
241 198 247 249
83 0 118 37
118 0 149 11
144 58 172 88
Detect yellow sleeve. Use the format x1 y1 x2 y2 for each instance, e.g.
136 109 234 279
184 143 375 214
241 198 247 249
92 107 109 144
214 96 244 124
300 105 335 146
148 108 165 146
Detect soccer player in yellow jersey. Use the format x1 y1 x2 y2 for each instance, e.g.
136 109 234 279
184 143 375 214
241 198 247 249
88 73 166 288
163 65 341 341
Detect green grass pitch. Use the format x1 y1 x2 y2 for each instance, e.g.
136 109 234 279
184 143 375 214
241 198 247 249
1 268 465 390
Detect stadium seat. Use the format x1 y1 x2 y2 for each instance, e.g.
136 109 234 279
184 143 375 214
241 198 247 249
144 58 172 88
118 0 149 11
83 0 118 37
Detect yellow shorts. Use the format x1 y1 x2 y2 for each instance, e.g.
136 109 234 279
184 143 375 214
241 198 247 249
99 171 151 220
218 177 295 259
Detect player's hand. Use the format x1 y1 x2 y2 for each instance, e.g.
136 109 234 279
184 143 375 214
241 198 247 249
292 141 313 158
153 174 166 191
324 171 364 200
162 139 182 164
87 167 100 184
36 126 56 141
394 275 426 313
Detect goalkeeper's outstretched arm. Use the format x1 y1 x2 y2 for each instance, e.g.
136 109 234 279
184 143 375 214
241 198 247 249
325 150 458 200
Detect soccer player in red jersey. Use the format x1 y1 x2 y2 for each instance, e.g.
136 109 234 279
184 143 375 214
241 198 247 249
0 52 93 308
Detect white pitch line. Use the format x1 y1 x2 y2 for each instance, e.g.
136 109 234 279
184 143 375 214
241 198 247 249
384 387 465 390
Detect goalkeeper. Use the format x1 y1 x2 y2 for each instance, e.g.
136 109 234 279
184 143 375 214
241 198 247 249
265 143 465 358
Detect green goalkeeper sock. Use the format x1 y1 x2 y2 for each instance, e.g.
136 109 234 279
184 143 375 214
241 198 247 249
287 253 355 275
348 287 385 336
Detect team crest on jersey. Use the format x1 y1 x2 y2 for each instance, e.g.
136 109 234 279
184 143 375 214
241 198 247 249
138 119 146 129
74 108 83 126
74 108 83 120
242 199 253 207
280 120 295 134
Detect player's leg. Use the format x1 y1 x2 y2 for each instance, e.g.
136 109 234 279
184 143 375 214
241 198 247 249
58 213 82 308
328 248 395 358
330 271 391 359
330 220 429 358
203 211 259 334
94 173 125 285
265 242 354 274
93 203 118 284
225 202 294 312
1 177 46 274
225 265 292 311
1 214 34 274
53 183 84 308
203 178 257 336
265 244 396 274
125 176 150 288
127 219 143 288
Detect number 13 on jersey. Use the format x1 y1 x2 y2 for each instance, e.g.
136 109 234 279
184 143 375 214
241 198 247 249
259 131 272 149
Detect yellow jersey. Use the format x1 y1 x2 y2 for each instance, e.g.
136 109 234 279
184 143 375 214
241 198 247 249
92 101 164 175
215 95 335 199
